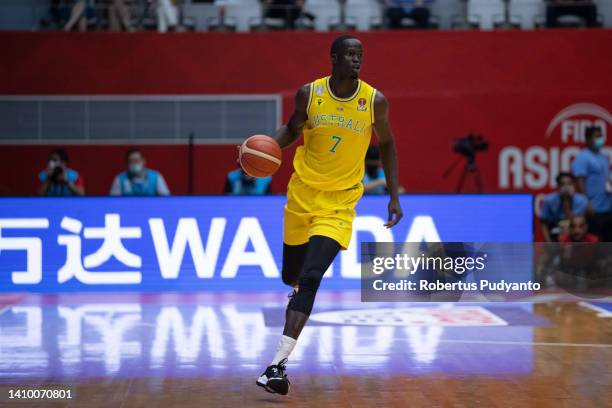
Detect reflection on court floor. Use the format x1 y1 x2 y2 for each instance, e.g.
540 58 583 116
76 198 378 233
1 292 611 407
0 292 549 378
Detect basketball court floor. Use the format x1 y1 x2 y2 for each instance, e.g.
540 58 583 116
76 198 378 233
0 291 611 407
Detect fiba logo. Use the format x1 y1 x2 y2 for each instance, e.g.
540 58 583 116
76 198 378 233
499 102 612 190
545 103 610 144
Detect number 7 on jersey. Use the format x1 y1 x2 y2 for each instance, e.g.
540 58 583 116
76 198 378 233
330 135 342 153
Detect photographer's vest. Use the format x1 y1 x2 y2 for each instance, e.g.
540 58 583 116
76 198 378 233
118 169 159 196
39 168 80 196
227 169 271 195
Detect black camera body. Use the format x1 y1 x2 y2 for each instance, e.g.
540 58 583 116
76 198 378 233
453 134 489 158
51 165 64 182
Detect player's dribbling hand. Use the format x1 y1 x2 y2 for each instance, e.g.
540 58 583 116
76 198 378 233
384 198 403 228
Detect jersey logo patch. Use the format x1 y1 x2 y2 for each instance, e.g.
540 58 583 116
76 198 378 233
315 85 324 96
317 98 324 107
357 98 367 111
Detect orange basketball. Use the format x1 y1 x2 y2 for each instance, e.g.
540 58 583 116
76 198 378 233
239 135 282 178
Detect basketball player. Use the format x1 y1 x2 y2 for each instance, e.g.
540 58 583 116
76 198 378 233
254 35 403 395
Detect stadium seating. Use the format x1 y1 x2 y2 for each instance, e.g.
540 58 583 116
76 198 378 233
219 0 261 32
467 0 505 30
509 0 543 30
594 0 612 26
341 0 383 31
2 0 612 31
304 0 342 31
431 0 465 29
194 0 260 32
0 0 49 30
182 1 219 31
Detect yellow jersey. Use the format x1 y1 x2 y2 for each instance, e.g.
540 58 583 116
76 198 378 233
293 76 377 191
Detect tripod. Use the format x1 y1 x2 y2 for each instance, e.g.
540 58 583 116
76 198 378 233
442 154 484 193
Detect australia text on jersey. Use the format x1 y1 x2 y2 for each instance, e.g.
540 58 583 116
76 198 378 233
309 114 368 135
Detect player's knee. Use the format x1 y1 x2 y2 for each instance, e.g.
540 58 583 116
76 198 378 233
281 268 298 287
287 287 316 315
297 266 324 292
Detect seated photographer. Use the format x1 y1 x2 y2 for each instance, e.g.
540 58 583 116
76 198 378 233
37 149 85 196
556 215 600 289
546 0 597 28
539 172 590 242
363 146 386 195
363 146 406 195
110 148 170 196
225 168 271 195
559 215 599 243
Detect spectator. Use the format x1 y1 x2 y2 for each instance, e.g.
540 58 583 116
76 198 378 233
559 215 599 243
571 126 612 241
363 146 405 195
539 172 590 242
262 0 314 30
363 146 387 195
386 0 432 29
555 215 601 289
154 0 179 32
64 0 95 31
109 0 134 32
38 149 85 196
110 148 170 196
225 169 271 195
546 0 597 28
39 0 66 29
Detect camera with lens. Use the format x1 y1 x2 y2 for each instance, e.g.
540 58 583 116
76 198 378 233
51 165 64 181
453 134 488 158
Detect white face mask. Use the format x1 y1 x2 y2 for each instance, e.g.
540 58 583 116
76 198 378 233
48 160 59 169
129 163 144 175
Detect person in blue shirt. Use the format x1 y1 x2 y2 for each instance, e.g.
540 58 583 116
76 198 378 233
363 146 387 195
539 172 590 242
571 126 612 241
225 169 272 195
38 149 85 197
363 145 405 195
386 0 433 29
110 148 171 196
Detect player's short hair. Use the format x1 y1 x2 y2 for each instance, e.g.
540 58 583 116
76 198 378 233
50 148 69 163
330 35 359 57
585 126 601 139
555 172 574 186
126 147 143 161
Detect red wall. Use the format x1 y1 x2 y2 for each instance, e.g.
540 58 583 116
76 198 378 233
1 30 611 196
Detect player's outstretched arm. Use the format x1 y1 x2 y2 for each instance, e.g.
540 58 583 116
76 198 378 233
373 91 403 228
274 84 310 149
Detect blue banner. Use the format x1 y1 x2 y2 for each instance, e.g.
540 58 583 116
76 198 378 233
0 195 532 292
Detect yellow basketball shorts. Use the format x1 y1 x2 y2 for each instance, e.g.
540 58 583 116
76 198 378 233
283 173 363 250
